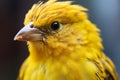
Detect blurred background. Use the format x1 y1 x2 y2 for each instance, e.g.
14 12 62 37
0 0 119 80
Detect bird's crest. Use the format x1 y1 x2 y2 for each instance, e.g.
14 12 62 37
24 0 88 27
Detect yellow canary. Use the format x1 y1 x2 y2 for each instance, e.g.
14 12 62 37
14 0 118 80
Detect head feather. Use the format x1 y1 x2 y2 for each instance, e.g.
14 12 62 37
24 0 88 27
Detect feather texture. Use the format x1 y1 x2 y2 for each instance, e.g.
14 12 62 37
16 0 118 80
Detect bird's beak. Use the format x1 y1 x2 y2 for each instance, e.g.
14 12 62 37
14 22 44 41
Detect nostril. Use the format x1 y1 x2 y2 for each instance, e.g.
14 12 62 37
30 25 34 28
28 22 34 28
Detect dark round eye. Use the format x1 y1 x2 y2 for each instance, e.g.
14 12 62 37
51 21 60 31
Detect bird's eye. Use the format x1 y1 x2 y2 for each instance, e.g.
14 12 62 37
50 21 60 31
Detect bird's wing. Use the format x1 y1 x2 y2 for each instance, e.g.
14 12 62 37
100 56 118 80
91 54 118 80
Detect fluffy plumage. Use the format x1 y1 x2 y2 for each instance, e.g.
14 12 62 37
15 0 118 80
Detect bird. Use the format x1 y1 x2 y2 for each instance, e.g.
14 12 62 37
14 0 118 80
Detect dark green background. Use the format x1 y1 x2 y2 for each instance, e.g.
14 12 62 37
0 0 119 79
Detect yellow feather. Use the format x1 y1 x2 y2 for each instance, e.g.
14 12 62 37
17 0 118 80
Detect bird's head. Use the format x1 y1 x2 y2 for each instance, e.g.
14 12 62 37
14 0 102 58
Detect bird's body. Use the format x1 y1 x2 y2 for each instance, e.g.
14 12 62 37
15 0 118 80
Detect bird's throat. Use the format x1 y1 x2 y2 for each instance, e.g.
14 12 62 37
27 41 50 61
27 41 72 61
